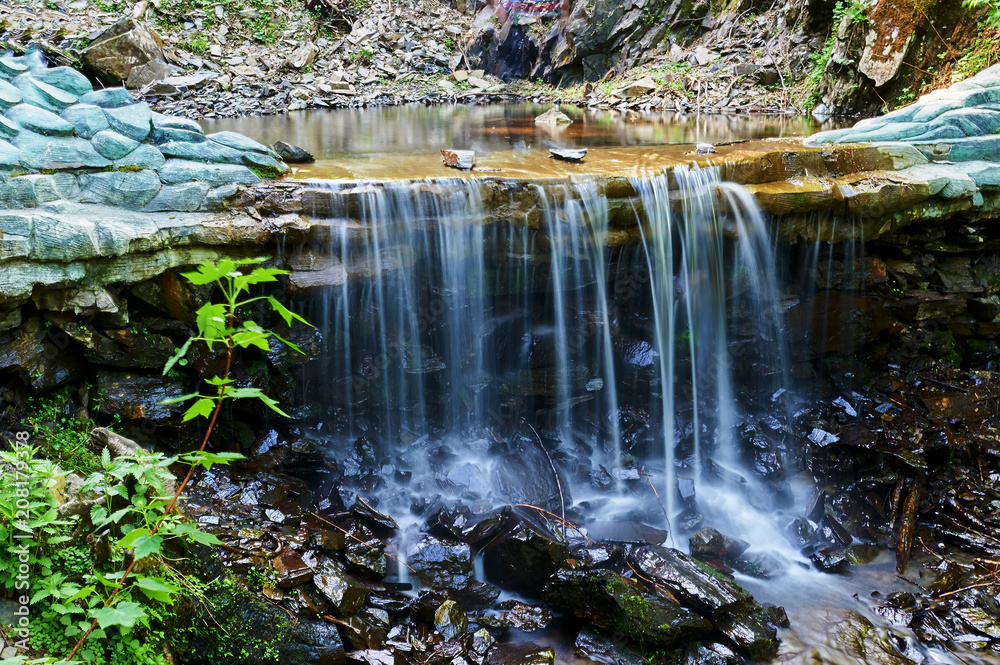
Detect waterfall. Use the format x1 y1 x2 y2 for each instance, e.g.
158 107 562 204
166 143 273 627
300 168 790 541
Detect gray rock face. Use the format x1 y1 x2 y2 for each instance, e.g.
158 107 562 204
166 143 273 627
61 104 111 139
6 104 75 137
13 131 112 169
125 59 170 89
809 63 1000 159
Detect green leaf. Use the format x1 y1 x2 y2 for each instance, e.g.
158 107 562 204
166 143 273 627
182 398 216 422
181 260 235 286
131 533 164 561
92 601 146 629
118 527 149 549
267 296 313 328
160 391 201 405
195 302 229 343
231 327 272 352
162 337 194 376
180 451 245 470
134 577 179 603
233 266 286 294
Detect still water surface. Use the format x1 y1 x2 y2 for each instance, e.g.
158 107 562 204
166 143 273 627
202 103 849 160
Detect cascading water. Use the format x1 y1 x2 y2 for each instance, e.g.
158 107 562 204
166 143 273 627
298 166 795 553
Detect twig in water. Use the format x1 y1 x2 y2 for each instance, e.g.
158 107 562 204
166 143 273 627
522 419 567 541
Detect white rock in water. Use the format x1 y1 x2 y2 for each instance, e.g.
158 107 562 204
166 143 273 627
550 147 587 161
535 107 572 125
696 143 716 154
442 149 475 170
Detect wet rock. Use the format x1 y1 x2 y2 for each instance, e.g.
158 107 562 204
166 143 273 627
82 328 177 370
543 569 711 647
810 546 850 572
159 159 260 186
434 600 467 640
493 440 569 513
80 88 136 109
481 516 568 591
627 545 751 613
480 600 552 631
96 370 186 420
689 527 749 563
471 628 495 655
574 628 645 665
82 18 166 83
272 140 315 163
550 148 587 161
731 551 790 579
273 549 314 588
0 316 81 390
312 557 368 614
407 536 473 589
351 496 398 531
485 643 554 665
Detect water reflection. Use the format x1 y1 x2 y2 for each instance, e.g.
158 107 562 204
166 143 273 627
202 103 850 160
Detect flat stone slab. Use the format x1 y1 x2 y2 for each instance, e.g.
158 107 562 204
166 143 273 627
143 181 210 212
0 56 29 79
159 159 260 186
0 139 20 169
0 116 20 141
13 131 111 169
115 143 166 170
208 130 272 155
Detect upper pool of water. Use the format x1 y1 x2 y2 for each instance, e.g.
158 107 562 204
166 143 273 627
202 104 850 181
202 103 847 154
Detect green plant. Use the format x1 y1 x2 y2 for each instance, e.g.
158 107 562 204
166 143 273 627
349 47 374 65
183 34 209 56
60 257 311 662
804 0 870 106
23 389 100 474
963 0 1000 26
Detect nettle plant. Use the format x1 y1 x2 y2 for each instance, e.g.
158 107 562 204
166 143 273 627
0 258 310 665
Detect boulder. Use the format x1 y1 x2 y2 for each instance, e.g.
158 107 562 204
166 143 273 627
6 104 75 136
114 144 166 170
485 643 554 665
32 67 94 97
151 111 204 134
271 140 314 163
689 527 750 563
80 88 135 109
11 74 78 112
158 159 260 186
312 557 368 614
0 116 20 141
126 59 170 89
241 151 289 175
406 536 474 589
82 19 166 82
434 600 467 640
103 103 153 142
442 149 475 169
618 76 657 98
61 104 111 139
0 56 29 80
159 139 245 163
627 545 751 613
481 516 567 591
208 130 273 155
534 107 572 124
286 41 319 70
0 139 20 169
90 129 141 160
0 80 23 111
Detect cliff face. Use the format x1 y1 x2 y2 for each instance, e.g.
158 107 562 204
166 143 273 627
465 0 984 115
